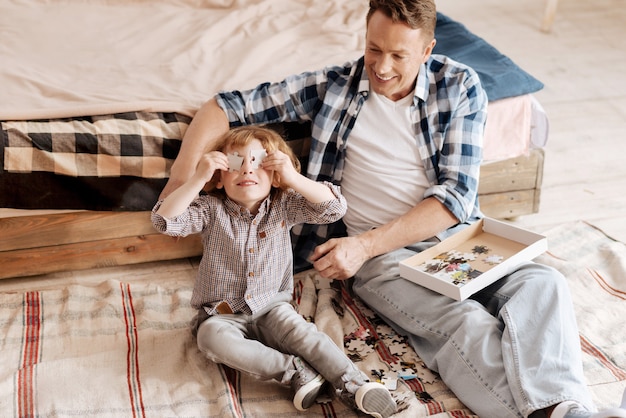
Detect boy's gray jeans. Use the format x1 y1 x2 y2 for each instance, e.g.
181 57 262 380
352 242 594 418
196 294 363 390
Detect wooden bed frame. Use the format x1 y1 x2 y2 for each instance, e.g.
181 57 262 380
0 147 544 280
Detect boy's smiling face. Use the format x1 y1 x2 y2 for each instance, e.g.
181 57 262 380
218 139 274 214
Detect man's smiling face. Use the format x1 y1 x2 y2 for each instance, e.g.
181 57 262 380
364 10 436 102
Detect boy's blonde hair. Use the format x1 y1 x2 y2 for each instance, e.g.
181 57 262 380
204 125 301 197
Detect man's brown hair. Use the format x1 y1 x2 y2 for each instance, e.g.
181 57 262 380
367 0 437 37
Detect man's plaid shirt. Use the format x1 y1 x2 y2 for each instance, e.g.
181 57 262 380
217 54 488 271
152 184 346 315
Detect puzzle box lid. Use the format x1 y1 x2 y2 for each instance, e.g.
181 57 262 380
399 218 548 300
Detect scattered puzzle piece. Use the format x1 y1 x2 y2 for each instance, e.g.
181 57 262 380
417 391 434 402
381 377 397 390
397 368 417 380
345 339 364 353
388 341 407 357
416 365 439 385
376 324 394 337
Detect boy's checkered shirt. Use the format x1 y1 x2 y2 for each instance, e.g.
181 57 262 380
151 183 346 316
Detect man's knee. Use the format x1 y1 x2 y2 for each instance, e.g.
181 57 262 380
507 262 572 309
517 262 567 290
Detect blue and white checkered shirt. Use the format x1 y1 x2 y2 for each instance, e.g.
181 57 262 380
152 184 346 314
217 55 488 271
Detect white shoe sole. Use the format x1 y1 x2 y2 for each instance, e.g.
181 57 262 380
293 374 325 411
355 382 396 418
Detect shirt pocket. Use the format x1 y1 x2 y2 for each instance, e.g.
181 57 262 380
256 219 287 241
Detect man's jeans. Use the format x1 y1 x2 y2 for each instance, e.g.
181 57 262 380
352 243 594 418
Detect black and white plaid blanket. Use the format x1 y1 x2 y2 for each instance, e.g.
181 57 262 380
0 112 312 211
0 112 190 210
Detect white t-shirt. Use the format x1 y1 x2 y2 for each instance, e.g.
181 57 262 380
341 91 430 236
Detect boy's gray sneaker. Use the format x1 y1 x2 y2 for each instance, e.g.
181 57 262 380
291 357 326 411
355 382 397 418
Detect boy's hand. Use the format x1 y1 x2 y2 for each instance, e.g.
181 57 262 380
261 150 299 187
195 151 229 182
262 149 335 204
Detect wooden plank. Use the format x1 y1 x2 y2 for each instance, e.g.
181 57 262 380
479 149 544 195
479 189 540 219
0 233 202 280
0 211 155 252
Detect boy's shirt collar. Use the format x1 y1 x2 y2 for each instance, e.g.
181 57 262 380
224 194 272 218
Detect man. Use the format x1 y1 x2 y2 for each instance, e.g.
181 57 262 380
162 0 626 416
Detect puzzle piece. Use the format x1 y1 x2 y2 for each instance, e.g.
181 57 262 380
484 254 504 265
227 152 244 172
472 245 490 254
397 368 417 380
388 341 407 357
462 253 476 261
226 149 267 172
346 339 364 353
371 369 385 380
250 149 267 169
358 343 375 357
376 324 394 338
401 351 421 365
312 274 333 289
392 390 414 410
381 377 398 390
416 364 439 384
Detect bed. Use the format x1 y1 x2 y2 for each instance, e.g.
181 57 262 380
0 0 547 281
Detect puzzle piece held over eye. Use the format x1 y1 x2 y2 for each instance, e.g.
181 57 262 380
227 152 244 172
250 149 267 169
227 150 267 172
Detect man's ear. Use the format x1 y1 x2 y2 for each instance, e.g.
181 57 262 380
422 38 436 63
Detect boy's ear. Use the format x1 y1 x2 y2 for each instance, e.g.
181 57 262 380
271 172 281 188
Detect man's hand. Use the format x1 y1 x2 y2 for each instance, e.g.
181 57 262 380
196 151 229 182
310 236 371 280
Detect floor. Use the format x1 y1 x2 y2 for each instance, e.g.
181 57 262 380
438 0 626 242
1 0 625 292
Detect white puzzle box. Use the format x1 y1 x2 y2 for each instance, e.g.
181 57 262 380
399 218 548 300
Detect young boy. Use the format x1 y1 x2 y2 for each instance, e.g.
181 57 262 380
151 126 396 417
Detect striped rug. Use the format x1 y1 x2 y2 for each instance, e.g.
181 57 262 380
1 221 624 417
